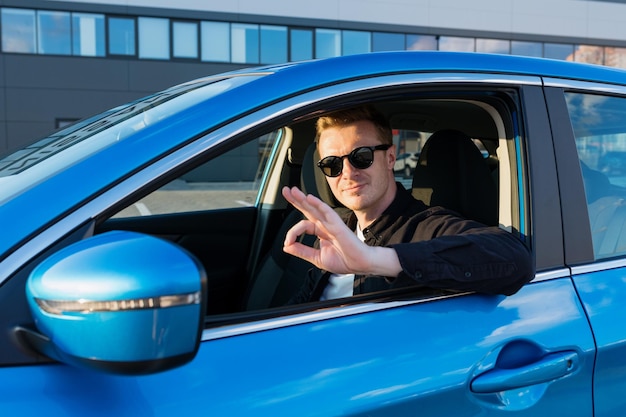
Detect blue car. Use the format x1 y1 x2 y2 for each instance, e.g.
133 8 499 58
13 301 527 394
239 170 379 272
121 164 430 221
2 51 626 415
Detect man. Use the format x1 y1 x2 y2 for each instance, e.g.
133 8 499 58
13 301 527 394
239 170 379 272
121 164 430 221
282 106 534 303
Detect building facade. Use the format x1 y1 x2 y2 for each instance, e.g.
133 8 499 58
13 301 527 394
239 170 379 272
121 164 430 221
2 0 626 152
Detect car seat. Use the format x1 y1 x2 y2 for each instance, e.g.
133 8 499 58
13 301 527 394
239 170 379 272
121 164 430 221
412 129 498 226
244 142 334 310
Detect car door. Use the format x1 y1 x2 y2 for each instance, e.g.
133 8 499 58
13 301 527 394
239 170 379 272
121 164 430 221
548 81 626 416
0 73 595 416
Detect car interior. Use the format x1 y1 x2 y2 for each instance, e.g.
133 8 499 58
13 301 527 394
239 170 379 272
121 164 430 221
96 91 525 325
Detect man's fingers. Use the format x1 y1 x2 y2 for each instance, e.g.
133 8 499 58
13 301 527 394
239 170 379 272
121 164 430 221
284 219 316 246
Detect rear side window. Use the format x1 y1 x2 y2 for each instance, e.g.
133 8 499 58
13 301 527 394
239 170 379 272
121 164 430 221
566 92 626 260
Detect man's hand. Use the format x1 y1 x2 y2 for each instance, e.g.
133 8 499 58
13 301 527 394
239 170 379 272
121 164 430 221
281 186 402 277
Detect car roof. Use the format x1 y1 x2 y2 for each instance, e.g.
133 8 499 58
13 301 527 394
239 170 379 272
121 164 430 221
226 50 626 88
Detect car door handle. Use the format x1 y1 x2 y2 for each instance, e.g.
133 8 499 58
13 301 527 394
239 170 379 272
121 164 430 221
470 350 578 393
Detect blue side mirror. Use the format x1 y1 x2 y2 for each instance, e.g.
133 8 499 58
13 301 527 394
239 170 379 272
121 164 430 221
25 231 207 375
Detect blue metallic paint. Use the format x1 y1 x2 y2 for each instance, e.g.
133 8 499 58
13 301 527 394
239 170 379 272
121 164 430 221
27 231 204 362
4 279 594 416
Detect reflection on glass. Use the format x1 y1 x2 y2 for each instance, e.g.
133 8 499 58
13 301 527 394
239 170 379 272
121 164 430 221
574 45 604 65
373 32 404 52
108 17 135 55
232 23 259 64
476 38 510 54
72 13 105 57
37 10 71 55
343 30 370 56
406 34 437 50
511 41 542 57
604 47 626 69
261 25 287 64
1 8 36 53
173 21 198 59
290 28 313 61
201 21 230 62
316 28 340 59
439 36 474 52
544 43 574 61
139 17 170 60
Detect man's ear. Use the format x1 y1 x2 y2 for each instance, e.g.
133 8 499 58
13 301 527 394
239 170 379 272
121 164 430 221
387 144 397 167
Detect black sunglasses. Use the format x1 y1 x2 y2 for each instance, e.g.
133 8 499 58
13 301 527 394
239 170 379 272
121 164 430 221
317 144 391 177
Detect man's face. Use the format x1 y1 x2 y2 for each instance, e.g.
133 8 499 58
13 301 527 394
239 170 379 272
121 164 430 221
318 120 396 218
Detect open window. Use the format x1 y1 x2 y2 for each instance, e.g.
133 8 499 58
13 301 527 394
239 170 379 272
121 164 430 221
94 87 527 325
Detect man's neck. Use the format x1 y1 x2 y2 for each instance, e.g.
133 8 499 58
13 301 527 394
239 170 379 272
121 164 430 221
354 181 397 229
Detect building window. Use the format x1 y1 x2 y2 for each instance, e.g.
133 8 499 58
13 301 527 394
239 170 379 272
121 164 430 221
232 23 259 64
290 28 313 61
108 16 135 56
406 34 437 50
605 47 626 68
173 21 198 59
476 38 510 54
544 42 574 61
574 45 604 65
201 21 230 62
1 8 36 53
37 10 71 55
72 13 105 57
138 17 170 59
439 36 475 52
511 41 542 57
315 28 340 59
260 25 287 64
342 30 370 56
372 32 404 52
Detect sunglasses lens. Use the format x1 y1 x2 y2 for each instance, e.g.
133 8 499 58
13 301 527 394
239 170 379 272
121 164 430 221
318 156 343 177
349 147 375 169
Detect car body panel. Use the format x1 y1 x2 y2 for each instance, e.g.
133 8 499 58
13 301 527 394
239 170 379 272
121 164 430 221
0 278 594 416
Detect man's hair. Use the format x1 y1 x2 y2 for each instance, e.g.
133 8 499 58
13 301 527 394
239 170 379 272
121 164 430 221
316 105 393 145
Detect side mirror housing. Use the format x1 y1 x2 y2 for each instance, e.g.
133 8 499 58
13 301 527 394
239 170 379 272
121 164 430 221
24 231 207 375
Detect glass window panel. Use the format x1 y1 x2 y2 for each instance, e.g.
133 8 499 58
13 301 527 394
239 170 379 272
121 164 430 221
260 25 287 64
290 28 313 61
231 23 259 64
605 47 626 69
342 30 370 56
476 38 510 54
138 17 170 60
372 32 404 52
1 8 36 53
201 21 230 62
511 41 542 57
438 36 475 52
173 21 198 59
108 17 135 55
566 92 626 260
113 129 282 218
406 34 437 50
37 10 71 55
574 45 604 65
544 43 574 61
315 28 340 59
72 13 105 57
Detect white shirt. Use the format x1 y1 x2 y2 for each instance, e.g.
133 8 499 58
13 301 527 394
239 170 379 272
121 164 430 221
320 225 366 300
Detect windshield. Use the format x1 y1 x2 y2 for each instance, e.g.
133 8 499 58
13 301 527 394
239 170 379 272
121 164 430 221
0 74 261 203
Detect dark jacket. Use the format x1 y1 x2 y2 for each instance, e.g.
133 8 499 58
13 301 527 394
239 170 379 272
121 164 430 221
291 183 534 303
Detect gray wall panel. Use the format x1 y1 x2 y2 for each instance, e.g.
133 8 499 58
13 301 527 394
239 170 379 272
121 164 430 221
3 55 130 91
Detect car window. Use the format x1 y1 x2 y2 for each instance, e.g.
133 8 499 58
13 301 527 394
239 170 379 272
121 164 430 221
113 129 282 217
566 92 626 260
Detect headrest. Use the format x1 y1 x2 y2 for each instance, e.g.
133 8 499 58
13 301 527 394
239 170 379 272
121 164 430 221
412 129 498 226
300 142 340 207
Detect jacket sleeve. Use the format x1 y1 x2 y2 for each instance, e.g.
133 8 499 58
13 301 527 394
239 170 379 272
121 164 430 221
388 214 535 296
